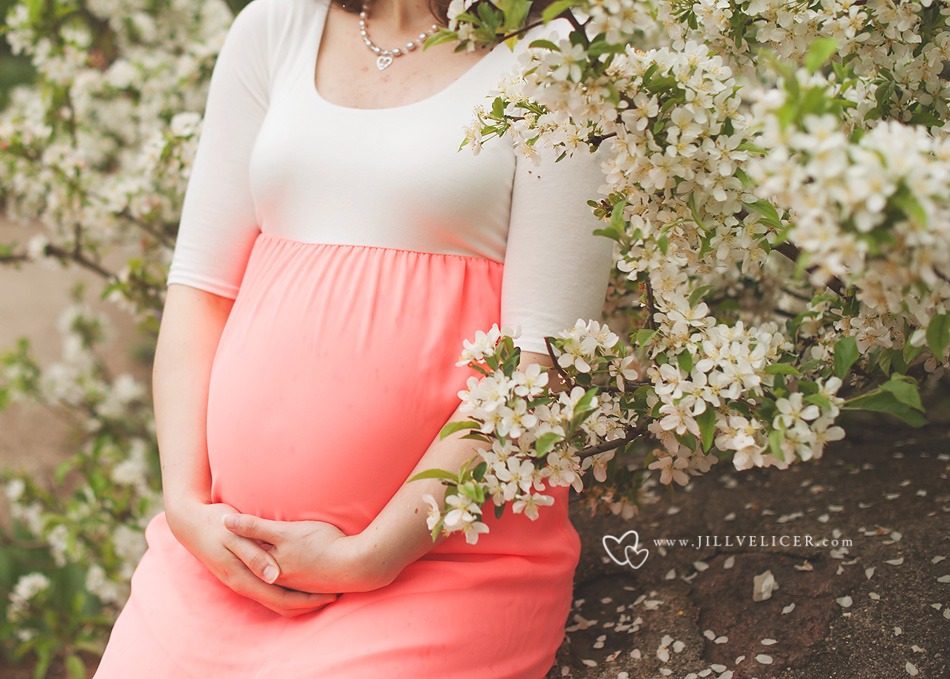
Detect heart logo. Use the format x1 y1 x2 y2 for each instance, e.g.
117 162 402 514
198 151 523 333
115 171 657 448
624 543 649 569
376 55 394 71
602 530 649 569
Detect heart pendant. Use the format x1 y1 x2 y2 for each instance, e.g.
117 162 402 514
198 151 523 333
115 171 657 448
376 55 393 71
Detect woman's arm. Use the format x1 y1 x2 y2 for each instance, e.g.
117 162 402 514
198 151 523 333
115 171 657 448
156 283 337 616
154 283 229 512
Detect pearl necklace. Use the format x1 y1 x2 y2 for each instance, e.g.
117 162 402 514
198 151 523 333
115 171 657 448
358 1 439 71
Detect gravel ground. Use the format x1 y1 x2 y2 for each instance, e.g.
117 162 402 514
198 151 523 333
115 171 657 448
549 416 950 679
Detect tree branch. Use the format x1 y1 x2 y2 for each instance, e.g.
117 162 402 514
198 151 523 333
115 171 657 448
544 336 576 391
0 253 29 265
43 242 114 279
118 209 175 248
497 19 546 43
576 426 644 459
564 10 587 36
645 278 657 330
771 242 847 297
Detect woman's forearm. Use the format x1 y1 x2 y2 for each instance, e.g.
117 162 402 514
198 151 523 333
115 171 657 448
352 349 566 588
153 283 235 517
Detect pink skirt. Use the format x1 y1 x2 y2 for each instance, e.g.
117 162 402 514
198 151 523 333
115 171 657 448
94 232 581 678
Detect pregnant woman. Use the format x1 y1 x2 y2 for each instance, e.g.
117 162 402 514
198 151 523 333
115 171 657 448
93 0 615 676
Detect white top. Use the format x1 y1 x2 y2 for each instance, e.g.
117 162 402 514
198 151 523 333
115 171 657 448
166 0 616 355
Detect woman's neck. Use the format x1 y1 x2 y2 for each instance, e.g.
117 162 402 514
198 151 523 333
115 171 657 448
363 0 437 31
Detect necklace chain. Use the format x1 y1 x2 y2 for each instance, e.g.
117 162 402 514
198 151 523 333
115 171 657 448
358 1 439 71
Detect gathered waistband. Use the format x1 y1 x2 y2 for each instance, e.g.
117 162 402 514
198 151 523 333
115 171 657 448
254 230 505 267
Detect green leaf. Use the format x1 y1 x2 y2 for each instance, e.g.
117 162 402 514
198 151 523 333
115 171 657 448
542 0 578 23
696 407 716 452
430 514 446 541
676 351 693 374
458 480 485 503
833 336 859 380
891 184 928 228
569 387 601 430
536 431 563 457
903 337 924 364
592 226 622 242
491 96 506 118
908 109 945 127
528 39 560 51
588 39 627 57
926 314 950 360
894 343 912 371
574 387 599 416
804 37 838 74
845 388 928 427
800 84 831 116
65 655 85 679
406 468 458 483
595 198 627 242
55 458 74 484
424 30 459 50
610 198 627 230
636 328 657 347
477 0 501 26
688 285 712 308
687 193 707 231
569 27 588 47
33 645 52 679
460 431 491 442
496 0 532 29
880 375 924 412
472 460 487 482
877 347 894 376
743 198 783 229
764 363 801 375
27 0 44 25
494 502 505 519
768 427 786 462
439 420 482 440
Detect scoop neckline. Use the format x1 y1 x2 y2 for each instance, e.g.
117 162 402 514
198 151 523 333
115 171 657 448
309 0 506 112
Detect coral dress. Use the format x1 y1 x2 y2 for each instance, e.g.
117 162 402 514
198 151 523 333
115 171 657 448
93 0 614 677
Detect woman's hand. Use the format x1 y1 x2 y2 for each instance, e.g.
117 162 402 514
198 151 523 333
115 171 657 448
222 514 394 594
165 499 340 617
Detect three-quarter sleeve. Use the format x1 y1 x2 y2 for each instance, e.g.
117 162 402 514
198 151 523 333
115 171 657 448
501 142 616 356
165 0 272 298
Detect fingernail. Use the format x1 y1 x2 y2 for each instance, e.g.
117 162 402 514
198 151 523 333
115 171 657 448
222 514 237 529
262 565 279 583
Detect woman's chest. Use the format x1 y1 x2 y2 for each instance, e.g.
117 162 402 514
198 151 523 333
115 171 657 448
312 5 494 110
247 81 518 261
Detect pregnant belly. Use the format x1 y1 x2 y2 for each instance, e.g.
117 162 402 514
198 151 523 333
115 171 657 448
205 233 504 535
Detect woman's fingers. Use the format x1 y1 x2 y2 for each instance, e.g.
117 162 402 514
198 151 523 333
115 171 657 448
222 513 282 543
219 552 338 617
226 534 281 584
240 578 336 618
